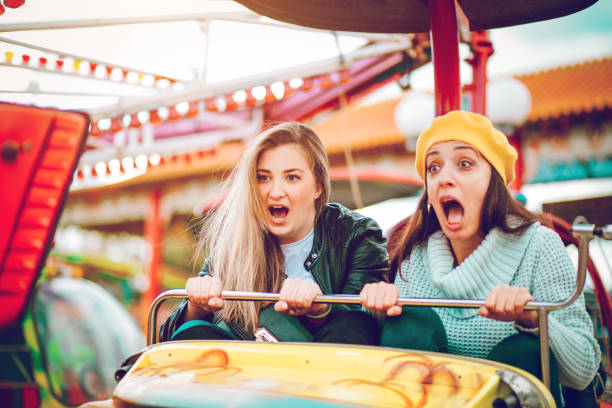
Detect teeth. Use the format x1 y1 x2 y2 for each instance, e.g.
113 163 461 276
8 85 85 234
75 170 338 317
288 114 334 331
269 205 289 218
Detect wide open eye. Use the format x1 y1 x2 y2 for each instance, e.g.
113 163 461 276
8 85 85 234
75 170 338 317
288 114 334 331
458 159 473 169
256 173 270 182
427 163 440 174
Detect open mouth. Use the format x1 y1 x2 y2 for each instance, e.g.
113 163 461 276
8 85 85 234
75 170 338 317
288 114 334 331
269 205 289 219
441 198 464 226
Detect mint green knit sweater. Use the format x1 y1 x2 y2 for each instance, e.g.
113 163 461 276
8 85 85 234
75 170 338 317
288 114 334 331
394 222 600 390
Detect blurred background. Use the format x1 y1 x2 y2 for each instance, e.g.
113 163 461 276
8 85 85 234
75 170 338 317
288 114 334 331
1 0 611 406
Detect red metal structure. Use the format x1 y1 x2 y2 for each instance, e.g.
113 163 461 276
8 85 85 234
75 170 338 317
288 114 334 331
0 103 89 407
467 31 494 115
429 0 461 115
0 103 89 328
143 188 163 325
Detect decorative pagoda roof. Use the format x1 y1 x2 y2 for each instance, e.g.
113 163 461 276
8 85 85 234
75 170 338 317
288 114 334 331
516 56 612 121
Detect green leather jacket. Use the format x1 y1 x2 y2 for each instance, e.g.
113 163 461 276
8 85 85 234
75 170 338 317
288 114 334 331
159 203 389 341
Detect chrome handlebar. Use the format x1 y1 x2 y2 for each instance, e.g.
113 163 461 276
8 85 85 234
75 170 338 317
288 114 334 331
147 218 607 390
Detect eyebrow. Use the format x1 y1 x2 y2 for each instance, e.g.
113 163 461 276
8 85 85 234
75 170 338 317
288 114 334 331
454 145 478 154
256 168 305 173
426 145 478 160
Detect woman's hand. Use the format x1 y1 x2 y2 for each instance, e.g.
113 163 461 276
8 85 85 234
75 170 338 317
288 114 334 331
274 278 328 316
479 285 538 327
184 275 224 321
360 282 402 317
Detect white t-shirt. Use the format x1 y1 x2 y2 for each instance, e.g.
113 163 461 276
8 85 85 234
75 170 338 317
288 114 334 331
280 229 315 282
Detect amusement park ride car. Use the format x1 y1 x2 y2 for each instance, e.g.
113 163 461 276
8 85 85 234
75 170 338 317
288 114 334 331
2 99 610 407
1 0 611 407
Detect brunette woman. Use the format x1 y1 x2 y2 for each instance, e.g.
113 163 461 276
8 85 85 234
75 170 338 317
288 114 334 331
360 111 600 406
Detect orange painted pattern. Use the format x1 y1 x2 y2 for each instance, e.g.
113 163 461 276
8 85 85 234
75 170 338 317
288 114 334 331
114 342 541 407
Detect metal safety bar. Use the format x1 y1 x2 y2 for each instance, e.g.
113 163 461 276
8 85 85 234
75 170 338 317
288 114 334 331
147 218 610 390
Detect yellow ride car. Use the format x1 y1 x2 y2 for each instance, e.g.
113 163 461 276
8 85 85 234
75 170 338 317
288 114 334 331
110 340 555 408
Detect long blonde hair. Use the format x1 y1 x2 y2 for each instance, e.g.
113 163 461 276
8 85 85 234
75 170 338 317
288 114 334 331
197 122 330 334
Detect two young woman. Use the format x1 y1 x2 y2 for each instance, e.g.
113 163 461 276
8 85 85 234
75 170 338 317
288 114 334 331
160 122 388 345
161 113 600 403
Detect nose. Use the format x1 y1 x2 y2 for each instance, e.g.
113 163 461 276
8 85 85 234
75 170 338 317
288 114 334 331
269 178 286 198
435 165 456 187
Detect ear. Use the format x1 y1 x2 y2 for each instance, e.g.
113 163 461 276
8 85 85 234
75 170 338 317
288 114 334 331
314 184 322 200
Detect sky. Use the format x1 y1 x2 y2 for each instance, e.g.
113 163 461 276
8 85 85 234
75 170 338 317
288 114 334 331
0 0 611 110
488 0 612 76
410 0 612 89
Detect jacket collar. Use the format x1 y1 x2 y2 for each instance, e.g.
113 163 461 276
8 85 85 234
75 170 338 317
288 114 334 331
305 207 330 293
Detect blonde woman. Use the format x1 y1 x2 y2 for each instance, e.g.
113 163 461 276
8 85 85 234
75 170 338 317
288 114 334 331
160 122 388 345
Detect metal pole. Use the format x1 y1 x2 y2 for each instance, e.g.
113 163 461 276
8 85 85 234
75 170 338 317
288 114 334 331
539 308 551 388
537 217 593 389
145 290 579 345
468 30 493 115
147 278 588 346
509 129 524 192
428 0 461 116
198 21 210 84
143 188 163 330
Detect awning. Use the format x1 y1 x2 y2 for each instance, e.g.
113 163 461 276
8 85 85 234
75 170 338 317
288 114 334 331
234 0 599 33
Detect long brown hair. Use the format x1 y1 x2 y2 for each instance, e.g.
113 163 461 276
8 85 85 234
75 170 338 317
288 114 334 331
389 167 543 281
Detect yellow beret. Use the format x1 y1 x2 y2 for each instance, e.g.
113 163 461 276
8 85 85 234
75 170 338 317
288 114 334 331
415 110 517 185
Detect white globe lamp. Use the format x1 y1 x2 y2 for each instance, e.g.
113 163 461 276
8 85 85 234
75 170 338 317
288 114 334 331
487 78 532 127
394 92 435 149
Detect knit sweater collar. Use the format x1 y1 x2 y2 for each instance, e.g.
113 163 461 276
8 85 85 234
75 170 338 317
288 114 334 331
424 221 537 317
